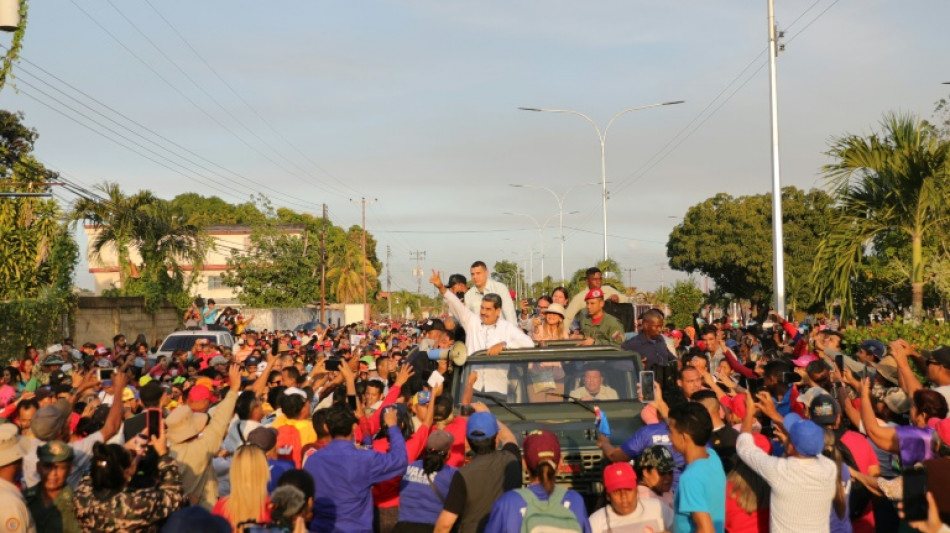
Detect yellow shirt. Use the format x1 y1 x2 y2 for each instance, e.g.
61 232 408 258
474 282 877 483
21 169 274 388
271 414 317 446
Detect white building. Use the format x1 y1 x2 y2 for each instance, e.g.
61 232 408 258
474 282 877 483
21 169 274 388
84 224 305 304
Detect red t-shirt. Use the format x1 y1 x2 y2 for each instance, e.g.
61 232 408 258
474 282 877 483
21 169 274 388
841 430 879 533
212 495 271 528
441 416 468 468
725 480 769 533
371 425 430 508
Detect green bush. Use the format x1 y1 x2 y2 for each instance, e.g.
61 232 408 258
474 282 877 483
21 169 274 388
841 319 950 353
0 290 75 365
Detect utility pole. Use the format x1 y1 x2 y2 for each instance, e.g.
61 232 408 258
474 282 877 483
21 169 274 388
351 197 377 323
410 251 426 294
386 245 392 319
623 268 635 288
767 0 787 315
320 203 327 324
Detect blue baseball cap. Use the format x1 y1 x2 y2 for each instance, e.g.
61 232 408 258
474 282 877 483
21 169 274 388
859 340 886 359
466 411 499 440
783 413 825 457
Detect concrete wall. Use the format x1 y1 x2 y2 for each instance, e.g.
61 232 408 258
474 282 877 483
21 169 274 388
240 307 350 331
73 297 180 346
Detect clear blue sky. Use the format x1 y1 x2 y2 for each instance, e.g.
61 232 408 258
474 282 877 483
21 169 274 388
2 1 948 294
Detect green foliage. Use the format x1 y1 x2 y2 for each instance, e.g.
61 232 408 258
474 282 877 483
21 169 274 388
667 186 834 313
814 113 950 319
0 111 78 299
0 0 28 91
668 279 705 329
374 289 440 320
0 289 75 365
840 319 950 353
70 182 209 313
168 193 265 226
221 222 322 307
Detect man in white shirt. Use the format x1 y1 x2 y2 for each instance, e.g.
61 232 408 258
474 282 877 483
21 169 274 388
431 270 533 396
0 423 37 533
737 393 837 533
464 261 518 325
589 461 672 533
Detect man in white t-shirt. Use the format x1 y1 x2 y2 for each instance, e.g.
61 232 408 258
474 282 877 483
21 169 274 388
589 461 672 533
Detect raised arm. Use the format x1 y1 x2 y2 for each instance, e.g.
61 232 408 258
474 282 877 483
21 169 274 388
891 340 923 397
859 377 899 453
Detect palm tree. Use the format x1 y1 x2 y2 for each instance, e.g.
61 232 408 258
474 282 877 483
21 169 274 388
327 242 378 303
69 182 157 287
814 113 950 318
70 182 209 306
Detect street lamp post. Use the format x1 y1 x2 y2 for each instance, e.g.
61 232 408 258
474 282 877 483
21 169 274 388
510 182 597 283
519 100 684 261
504 211 561 285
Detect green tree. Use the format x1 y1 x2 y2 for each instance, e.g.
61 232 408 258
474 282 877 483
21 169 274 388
327 240 378 304
814 113 950 318
71 182 208 311
668 279 705 329
0 111 77 299
667 187 833 315
169 193 265 226
221 223 322 307
492 260 525 295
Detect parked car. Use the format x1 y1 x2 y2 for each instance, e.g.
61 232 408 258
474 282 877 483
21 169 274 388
152 330 235 363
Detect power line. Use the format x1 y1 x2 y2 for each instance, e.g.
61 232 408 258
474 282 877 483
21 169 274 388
67 0 339 201
104 0 353 201
141 0 363 200
11 65 326 213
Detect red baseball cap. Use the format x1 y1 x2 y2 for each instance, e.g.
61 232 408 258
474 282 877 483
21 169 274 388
584 288 604 300
720 393 747 420
522 430 560 471
933 418 950 448
603 461 637 493
187 385 216 403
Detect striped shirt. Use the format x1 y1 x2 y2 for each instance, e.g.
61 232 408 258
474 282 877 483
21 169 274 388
736 432 838 533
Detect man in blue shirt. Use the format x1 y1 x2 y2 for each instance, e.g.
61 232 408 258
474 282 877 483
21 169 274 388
668 403 726 533
304 403 407 533
597 422 686 490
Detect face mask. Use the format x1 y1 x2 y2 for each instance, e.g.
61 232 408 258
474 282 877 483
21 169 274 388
305 365 313 373
454 291 466 301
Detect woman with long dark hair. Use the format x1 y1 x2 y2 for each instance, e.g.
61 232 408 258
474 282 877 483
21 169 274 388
485 429 589 531
74 425 183 532
392 430 458 533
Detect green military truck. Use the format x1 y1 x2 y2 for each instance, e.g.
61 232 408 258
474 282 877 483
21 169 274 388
450 343 645 500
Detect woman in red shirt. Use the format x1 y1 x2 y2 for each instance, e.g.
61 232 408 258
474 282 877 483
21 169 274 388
725 432 771 532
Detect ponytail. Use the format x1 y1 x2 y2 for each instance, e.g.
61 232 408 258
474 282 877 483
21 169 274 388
422 448 447 475
822 429 847 519
91 442 131 492
537 463 556 495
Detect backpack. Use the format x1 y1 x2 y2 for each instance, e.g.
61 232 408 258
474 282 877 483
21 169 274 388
515 486 583 533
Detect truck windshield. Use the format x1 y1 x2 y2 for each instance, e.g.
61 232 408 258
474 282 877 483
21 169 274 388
462 358 637 405
159 335 219 352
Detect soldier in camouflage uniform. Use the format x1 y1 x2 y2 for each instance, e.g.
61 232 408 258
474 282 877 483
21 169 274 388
73 426 183 533
24 440 79 533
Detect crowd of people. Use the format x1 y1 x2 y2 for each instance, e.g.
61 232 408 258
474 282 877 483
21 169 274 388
0 260 948 533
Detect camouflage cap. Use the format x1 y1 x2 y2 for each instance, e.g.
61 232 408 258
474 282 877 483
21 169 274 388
38 440 74 463
638 444 675 473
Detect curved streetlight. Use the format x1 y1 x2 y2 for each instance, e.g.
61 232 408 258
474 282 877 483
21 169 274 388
509 181 597 283
504 211 566 285
519 100 685 261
